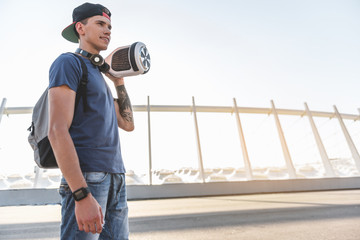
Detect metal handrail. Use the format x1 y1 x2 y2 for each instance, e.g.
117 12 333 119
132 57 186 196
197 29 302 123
3 105 360 120
1 97 360 186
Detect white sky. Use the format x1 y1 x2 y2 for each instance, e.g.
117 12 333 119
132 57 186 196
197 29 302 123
0 0 359 176
0 0 359 111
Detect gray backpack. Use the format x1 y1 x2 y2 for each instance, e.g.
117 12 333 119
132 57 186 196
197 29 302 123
28 53 88 168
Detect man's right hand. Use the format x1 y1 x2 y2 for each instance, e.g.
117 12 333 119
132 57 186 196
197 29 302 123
75 194 104 234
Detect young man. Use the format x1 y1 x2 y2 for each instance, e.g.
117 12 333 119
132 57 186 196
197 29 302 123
48 3 133 240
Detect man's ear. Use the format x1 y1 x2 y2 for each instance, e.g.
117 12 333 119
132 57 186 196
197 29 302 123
75 22 85 37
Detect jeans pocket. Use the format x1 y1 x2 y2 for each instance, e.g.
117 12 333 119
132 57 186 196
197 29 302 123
84 172 108 184
59 184 71 196
59 184 72 208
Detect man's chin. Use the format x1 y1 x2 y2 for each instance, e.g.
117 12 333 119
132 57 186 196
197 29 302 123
97 45 109 52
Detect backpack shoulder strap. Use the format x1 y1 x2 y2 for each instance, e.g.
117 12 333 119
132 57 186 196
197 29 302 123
71 53 89 112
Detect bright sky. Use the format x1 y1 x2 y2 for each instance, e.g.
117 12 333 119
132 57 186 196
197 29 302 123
1 0 359 111
0 0 359 176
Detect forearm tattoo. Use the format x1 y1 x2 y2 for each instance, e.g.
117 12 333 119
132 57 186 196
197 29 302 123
116 85 133 123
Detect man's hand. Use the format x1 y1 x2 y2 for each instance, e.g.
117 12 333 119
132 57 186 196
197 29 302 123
105 72 124 86
75 194 104 234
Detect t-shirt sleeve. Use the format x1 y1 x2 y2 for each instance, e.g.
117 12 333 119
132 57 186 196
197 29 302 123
49 53 82 92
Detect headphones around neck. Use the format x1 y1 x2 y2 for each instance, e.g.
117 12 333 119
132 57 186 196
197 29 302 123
75 48 110 73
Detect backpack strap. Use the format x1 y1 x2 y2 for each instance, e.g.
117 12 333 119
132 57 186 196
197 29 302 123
72 53 89 113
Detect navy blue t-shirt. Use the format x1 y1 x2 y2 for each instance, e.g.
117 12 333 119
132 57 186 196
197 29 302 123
49 53 125 173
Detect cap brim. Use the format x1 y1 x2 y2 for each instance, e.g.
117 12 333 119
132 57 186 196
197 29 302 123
61 22 79 43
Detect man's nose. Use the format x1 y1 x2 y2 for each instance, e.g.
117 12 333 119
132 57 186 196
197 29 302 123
104 27 111 35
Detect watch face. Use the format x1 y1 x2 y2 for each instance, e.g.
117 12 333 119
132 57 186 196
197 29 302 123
73 187 89 201
74 190 85 199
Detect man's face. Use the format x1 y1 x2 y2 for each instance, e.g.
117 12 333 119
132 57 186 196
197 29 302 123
79 15 112 52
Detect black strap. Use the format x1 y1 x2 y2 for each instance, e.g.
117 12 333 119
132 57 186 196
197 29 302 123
72 53 89 113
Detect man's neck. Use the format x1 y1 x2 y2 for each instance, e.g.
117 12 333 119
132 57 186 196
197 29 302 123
78 43 100 55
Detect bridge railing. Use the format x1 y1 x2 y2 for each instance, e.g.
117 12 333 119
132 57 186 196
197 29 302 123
1 97 360 188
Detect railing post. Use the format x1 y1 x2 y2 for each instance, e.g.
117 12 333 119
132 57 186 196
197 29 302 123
304 102 335 177
147 96 153 185
33 166 40 188
334 105 360 172
0 98 7 126
233 98 253 180
271 100 297 179
192 96 205 183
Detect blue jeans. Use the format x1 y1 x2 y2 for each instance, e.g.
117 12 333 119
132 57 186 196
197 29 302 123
59 172 129 240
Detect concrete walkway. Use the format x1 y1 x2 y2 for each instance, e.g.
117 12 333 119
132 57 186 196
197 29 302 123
0 190 359 240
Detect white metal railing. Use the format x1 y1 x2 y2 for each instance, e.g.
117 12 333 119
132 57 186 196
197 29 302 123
1 97 360 187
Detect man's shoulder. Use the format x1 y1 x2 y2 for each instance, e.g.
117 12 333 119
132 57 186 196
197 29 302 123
49 53 84 84
50 52 82 72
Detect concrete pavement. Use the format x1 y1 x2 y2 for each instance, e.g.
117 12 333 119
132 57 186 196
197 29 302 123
0 190 359 239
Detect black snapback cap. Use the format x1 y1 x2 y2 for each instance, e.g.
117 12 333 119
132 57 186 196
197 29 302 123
62 2 111 43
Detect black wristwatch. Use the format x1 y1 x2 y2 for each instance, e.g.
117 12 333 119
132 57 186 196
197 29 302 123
72 187 90 201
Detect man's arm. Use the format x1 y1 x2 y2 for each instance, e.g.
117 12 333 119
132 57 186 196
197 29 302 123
48 85 103 234
106 74 135 131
